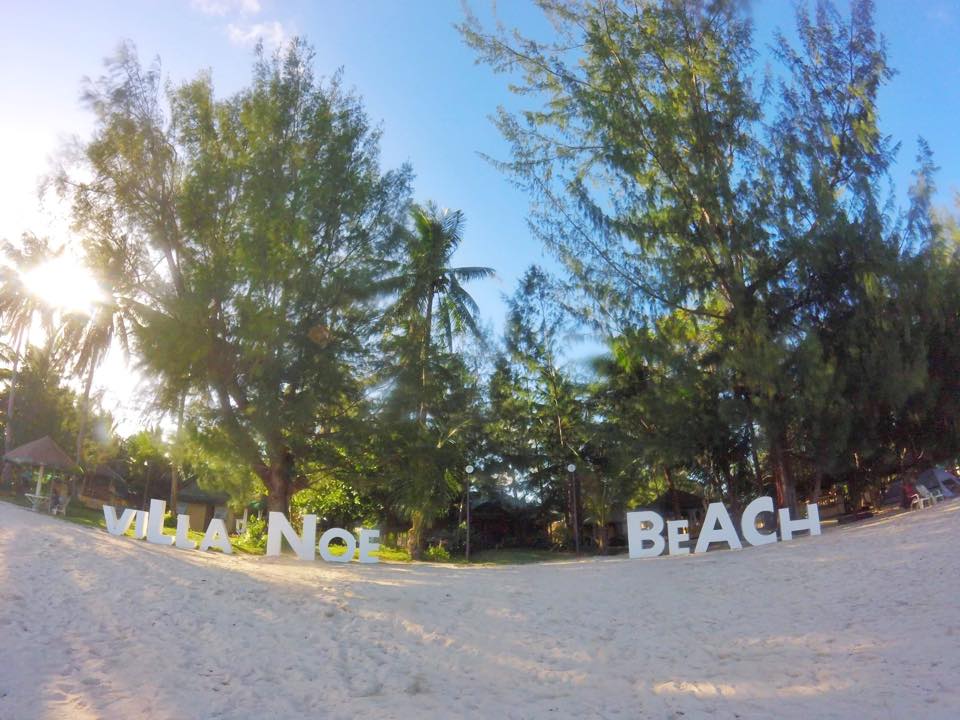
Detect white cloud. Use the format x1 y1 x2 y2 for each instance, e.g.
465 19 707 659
226 20 290 50
191 0 261 17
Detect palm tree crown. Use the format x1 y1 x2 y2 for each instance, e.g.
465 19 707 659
394 203 494 351
0 234 59 452
383 203 494 424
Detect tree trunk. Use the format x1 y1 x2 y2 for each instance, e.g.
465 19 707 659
747 418 765 496
407 510 426 559
664 466 680 516
770 434 796 514
263 461 290 514
811 471 824 505
2 326 27 487
718 459 743 539
72 359 97 500
417 292 434 424
169 393 185 513
142 469 151 511
4 326 26 452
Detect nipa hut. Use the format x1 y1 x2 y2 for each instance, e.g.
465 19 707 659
3 436 78 500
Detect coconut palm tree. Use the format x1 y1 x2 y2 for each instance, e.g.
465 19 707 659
387 203 494 423
61 231 145 489
0 234 58 460
380 204 493 557
61 301 128 468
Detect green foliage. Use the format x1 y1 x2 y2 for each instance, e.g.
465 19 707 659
370 546 412 563
373 202 492 557
0 234 61 459
120 429 169 505
241 515 268 551
59 40 412 513
290 476 378 529
424 544 451 562
0 343 117 469
461 0 951 511
1 10 957 561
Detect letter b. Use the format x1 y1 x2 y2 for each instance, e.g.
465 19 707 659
627 511 665 558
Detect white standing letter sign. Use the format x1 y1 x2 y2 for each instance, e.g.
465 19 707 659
779 503 822 541
626 511 665 559
134 510 149 539
741 496 777 547
146 499 175 546
200 519 233 554
358 528 380 564
266 512 317 561
104 499 377 563
625 496 821 560
694 501 743 554
103 506 137 536
666 519 690 556
174 514 196 550
318 528 356 563
103 498 234 554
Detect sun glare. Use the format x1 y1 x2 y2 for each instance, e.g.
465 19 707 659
20 255 105 316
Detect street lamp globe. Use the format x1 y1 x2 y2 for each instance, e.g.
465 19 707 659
465 465 474 475
566 463 576 473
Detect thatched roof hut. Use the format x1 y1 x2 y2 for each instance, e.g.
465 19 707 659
3 436 78 472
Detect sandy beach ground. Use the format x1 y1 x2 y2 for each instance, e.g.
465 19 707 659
1 500 958 719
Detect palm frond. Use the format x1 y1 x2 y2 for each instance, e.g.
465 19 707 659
450 265 495 282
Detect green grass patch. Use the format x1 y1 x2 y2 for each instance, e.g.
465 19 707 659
324 543 412 562
1 498 586 565
456 548 579 565
0 495 259 554
63 503 110 529
372 546 412 562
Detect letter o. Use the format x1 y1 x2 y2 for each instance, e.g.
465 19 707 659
319 528 356 563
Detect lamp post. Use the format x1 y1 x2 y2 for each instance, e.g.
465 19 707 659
464 465 474 562
567 463 580 555
166 450 178 516
142 459 151 510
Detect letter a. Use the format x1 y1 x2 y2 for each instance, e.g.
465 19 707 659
200 519 233 554
694 502 743 554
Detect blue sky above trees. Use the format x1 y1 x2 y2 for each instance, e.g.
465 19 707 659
1 0 957 428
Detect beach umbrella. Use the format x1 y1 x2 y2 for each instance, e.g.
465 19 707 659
3 435 79 496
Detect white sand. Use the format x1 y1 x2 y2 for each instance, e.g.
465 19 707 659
1 501 959 719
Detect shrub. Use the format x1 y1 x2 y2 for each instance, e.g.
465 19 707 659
425 544 450 562
243 515 268 550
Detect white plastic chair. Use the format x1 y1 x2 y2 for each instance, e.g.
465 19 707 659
50 495 71 516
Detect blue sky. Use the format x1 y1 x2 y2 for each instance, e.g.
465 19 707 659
1 0 958 426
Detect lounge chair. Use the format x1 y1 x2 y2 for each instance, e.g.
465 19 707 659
917 484 942 505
